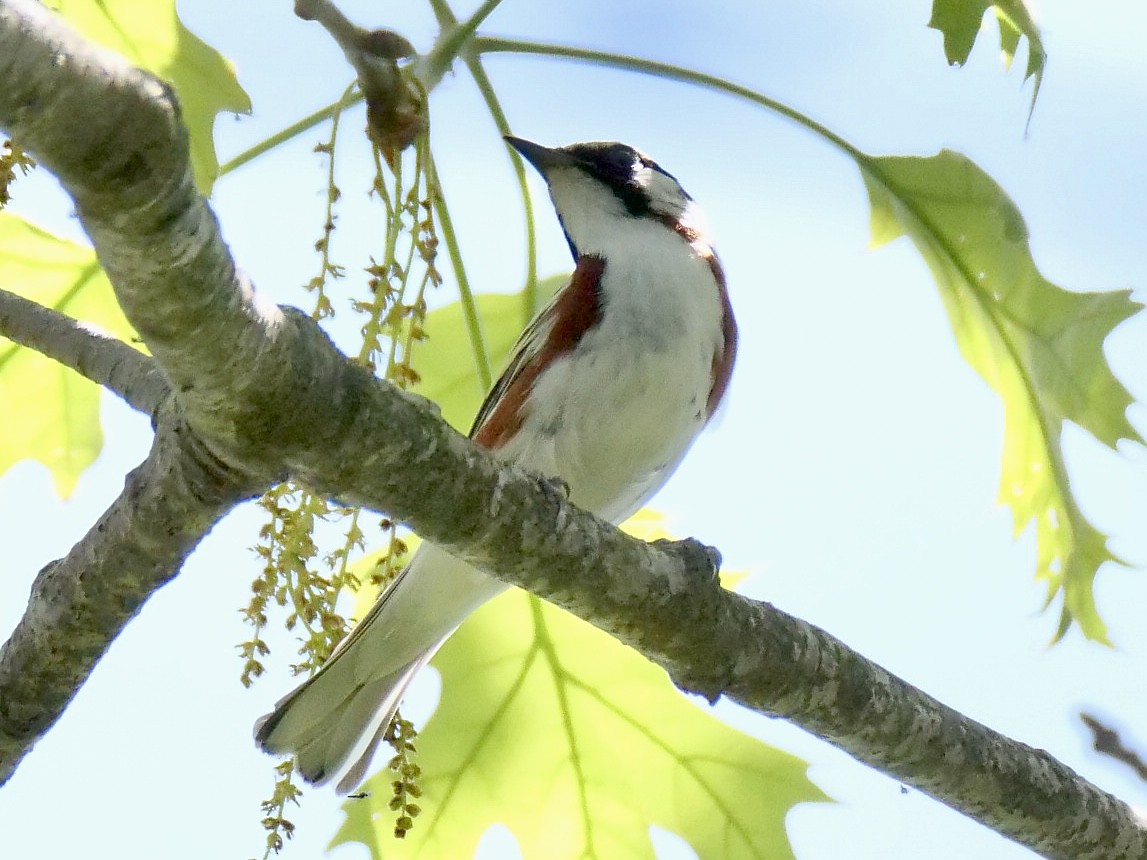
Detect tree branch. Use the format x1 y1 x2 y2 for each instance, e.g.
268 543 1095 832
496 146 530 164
0 287 168 415
0 2 1143 858
0 400 259 782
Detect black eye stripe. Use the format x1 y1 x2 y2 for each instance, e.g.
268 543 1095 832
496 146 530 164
574 163 648 216
560 143 639 215
558 141 692 213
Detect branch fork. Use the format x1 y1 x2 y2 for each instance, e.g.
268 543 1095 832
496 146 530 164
0 2 1144 857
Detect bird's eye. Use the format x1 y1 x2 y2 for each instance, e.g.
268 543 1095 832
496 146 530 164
605 144 639 173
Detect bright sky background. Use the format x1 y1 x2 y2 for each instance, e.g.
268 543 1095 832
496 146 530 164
2 1 1146 858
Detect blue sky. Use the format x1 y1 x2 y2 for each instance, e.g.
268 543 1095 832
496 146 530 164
2 1 1146 858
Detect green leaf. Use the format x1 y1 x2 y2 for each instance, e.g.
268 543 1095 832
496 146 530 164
0 213 137 496
48 0 251 193
334 512 826 859
928 0 1046 116
862 150 1142 642
409 275 565 433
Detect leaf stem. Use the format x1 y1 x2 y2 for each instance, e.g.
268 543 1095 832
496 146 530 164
219 95 363 176
472 36 867 165
428 152 492 389
419 0 506 90
462 54 539 321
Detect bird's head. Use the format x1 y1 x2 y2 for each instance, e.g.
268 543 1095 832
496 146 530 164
505 136 710 259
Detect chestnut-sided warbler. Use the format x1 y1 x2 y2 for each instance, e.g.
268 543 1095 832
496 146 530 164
255 137 738 792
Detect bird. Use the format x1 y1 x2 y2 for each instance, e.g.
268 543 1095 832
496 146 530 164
254 136 738 794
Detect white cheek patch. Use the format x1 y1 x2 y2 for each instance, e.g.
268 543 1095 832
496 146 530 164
638 167 689 220
546 161 713 255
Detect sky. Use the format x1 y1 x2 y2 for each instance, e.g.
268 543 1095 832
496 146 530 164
2 0 1147 858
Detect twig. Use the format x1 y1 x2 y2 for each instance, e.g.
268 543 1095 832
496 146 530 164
1 4 1145 858
1082 713 1147 782
0 287 168 415
293 0 422 158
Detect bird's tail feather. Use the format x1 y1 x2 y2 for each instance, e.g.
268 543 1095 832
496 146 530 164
290 646 437 791
253 543 506 791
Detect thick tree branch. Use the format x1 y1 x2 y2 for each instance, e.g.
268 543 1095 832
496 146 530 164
0 2 1144 858
0 287 169 415
0 400 259 783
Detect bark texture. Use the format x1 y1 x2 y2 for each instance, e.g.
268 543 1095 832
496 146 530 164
0 288 168 414
0 1 1144 857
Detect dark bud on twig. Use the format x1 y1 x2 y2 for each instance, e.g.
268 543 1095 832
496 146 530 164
358 29 416 62
294 0 425 164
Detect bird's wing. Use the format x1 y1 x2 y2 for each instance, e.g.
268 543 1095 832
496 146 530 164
469 255 605 449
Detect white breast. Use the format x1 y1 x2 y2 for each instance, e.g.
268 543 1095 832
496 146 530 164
498 211 725 525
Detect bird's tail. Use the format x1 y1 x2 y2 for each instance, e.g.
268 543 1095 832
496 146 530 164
253 543 506 793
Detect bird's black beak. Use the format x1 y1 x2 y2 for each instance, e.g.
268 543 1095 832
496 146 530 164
504 136 576 173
